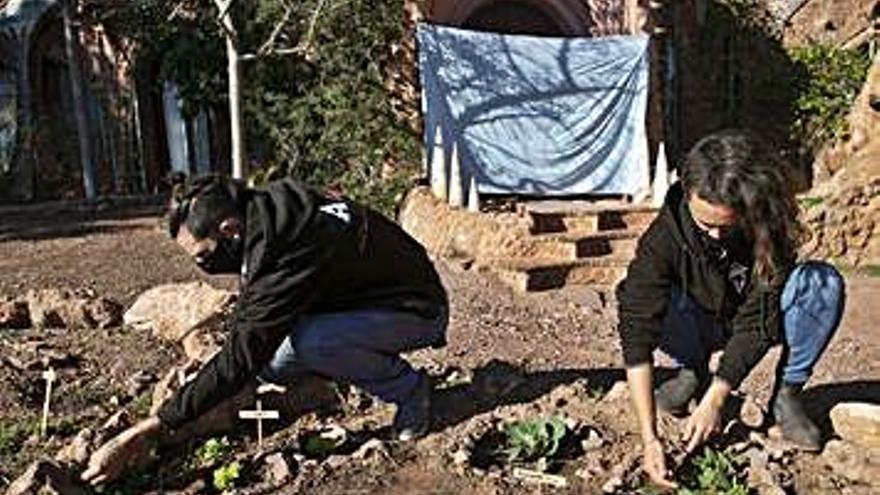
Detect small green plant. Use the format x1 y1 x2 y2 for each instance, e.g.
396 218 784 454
212 461 241 492
497 416 567 466
677 447 749 495
194 437 233 467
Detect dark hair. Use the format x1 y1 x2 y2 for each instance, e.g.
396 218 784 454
682 129 802 284
167 173 246 239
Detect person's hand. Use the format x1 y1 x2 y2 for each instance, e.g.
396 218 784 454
642 437 679 490
682 394 722 453
81 417 163 486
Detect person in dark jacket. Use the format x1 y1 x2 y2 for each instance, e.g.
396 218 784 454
82 174 448 485
617 129 845 489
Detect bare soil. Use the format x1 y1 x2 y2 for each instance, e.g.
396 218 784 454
0 204 878 493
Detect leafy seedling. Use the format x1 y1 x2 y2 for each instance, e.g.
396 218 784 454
676 447 749 495
497 416 567 469
195 437 233 468
212 462 241 492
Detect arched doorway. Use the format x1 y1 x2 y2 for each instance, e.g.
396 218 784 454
428 0 591 37
28 5 79 199
463 1 567 36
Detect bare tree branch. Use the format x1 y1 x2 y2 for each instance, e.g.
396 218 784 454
257 1 295 56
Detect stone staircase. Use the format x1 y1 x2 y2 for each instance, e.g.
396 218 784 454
484 200 658 292
399 188 659 292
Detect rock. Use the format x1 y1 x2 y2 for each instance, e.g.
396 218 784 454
26 289 121 329
5 460 91 495
325 454 348 470
580 427 604 453
0 297 30 329
739 395 766 428
264 452 292 484
830 402 880 448
451 448 469 466
352 438 388 462
126 371 157 397
601 475 624 494
123 282 234 342
603 381 630 403
55 428 94 466
822 439 880 486
181 329 225 362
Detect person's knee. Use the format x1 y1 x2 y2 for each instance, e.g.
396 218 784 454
783 261 846 333
294 331 346 368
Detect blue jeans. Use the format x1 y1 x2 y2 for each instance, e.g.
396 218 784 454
259 307 447 406
660 261 845 385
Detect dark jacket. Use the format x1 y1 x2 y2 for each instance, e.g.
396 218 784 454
159 178 447 429
616 182 789 388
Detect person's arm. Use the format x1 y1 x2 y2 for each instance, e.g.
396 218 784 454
683 377 732 452
82 417 164 485
628 363 678 489
716 287 780 388
617 220 678 488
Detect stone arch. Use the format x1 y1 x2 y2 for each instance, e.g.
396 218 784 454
428 0 591 36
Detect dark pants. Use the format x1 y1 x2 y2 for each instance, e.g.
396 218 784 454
660 261 845 385
259 307 447 406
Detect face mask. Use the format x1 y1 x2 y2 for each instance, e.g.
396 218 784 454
195 235 244 275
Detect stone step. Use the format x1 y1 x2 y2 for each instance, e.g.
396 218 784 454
522 200 658 234
488 257 630 292
525 229 641 260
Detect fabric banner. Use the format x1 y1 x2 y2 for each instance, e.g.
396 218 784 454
419 24 650 196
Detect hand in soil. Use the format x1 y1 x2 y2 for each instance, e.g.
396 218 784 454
642 437 679 490
682 394 722 453
81 416 163 486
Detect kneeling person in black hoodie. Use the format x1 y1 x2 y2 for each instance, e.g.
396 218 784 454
617 129 845 489
82 175 448 485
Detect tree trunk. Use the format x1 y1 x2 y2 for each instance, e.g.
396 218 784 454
215 0 246 179
62 0 97 199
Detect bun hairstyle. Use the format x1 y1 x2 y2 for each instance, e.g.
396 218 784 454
166 173 246 239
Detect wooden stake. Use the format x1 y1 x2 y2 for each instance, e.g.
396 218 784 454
40 367 57 438
238 383 286 448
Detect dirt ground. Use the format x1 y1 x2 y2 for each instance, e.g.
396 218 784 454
0 204 878 493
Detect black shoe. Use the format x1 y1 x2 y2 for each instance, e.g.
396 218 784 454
772 383 821 451
656 368 704 416
393 374 431 442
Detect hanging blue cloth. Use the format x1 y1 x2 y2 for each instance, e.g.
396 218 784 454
419 24 651 196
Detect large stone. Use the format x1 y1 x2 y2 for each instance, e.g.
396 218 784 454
0 297 30 329
123 282 234 342
5 460 91 495
830 402 880 448
26 290 122 329
822 439 880 487
264 452 292 483
181 328 225 362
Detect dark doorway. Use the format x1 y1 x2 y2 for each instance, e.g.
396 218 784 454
463 1 565 36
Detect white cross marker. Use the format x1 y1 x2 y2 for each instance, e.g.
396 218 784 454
40 367 57 438
238 383 286 448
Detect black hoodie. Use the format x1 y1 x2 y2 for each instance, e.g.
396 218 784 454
616 182 788 388
158 178 447 429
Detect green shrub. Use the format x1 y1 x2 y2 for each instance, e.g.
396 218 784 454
790 44 872 153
